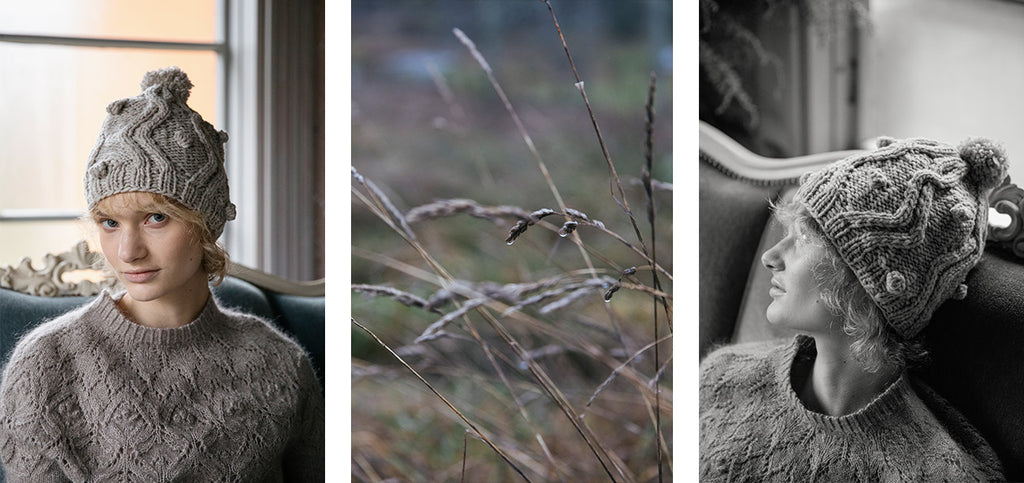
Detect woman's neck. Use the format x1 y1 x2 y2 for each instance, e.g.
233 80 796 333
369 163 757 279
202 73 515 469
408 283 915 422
797 336 900 417
118 274 211 329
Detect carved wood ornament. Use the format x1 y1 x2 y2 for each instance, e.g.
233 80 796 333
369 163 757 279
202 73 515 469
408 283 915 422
0 241 120 297
989 178 1024 259
1 241 326 298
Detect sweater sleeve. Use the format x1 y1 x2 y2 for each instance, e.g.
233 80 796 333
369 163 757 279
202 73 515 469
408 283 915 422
0 334 74 483
282 352 325 480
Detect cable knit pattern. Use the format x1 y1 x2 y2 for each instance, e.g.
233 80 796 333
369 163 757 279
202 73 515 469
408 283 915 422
699 337 1003 482
796 137 1007 337
0 291 324 482
84 67 236 238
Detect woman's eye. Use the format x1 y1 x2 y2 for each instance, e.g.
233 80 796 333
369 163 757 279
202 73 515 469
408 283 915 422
147 213 168 224
99 219 118 229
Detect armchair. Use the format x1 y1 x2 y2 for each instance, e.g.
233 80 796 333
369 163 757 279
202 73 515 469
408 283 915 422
699 121 1024 480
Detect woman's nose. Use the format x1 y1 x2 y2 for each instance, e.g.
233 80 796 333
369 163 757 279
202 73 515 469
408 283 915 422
118 228 147 263
761 240 783 271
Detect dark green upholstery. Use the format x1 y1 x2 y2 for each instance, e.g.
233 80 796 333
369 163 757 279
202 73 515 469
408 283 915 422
265 292 326 387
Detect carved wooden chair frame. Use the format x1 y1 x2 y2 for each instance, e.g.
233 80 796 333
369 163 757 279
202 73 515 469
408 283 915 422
0 240 325 297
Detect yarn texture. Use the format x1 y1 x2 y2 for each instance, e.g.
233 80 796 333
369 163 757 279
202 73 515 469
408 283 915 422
699 337 1004 481
796 136 1008 337
84 66 236 238
0 292 324 482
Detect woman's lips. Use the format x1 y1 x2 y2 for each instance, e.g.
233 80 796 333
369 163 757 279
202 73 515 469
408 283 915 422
769 279 785 297
123 270 159 284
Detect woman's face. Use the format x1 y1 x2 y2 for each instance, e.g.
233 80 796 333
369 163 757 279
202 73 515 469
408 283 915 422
760 216 843 335
94 192 207 305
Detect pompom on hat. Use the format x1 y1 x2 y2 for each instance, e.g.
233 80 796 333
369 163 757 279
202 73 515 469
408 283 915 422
796 135 1008 338
84 66 236 238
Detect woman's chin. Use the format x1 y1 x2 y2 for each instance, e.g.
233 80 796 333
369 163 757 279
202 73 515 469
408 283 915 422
122 284 163 304
765 303 781 325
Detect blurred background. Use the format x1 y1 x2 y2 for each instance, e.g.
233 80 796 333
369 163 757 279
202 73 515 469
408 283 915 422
701 0 1024 185
0 0 325 281
352 0 673 480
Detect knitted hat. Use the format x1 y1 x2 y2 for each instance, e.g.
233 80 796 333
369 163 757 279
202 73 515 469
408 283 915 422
796 136 1008 338
84 66 236 238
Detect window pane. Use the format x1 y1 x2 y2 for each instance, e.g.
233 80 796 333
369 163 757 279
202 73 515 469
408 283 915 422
0 43 218 266
0 221 100 269
0 0 218 43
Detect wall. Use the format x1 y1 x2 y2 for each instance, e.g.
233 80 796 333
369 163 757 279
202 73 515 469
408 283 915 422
860 0 1024 184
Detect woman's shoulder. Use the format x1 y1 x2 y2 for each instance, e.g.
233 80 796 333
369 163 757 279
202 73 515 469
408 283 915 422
699 337 796 397
6 298 102 362
905 377 1005 480
701 338 792 373
0 297 108 395
214 304 309 357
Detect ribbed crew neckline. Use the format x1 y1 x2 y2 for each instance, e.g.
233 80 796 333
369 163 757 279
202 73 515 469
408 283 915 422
776 335 912 432
89 290 225 346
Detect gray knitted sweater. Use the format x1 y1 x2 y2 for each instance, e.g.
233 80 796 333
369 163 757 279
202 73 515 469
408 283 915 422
700 336 1003 482
0 291 324 482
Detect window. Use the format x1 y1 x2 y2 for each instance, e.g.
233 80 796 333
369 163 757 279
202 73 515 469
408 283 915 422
1 1 326 281
859 0 1024 185
0 0 223 268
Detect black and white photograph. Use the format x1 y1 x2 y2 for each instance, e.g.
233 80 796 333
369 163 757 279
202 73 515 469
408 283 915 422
700 0 1024 480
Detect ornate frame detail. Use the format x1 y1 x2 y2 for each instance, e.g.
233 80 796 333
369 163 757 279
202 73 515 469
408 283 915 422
699 121 864 184
989 178 1024 260
1 241 325 298
0 241 119 297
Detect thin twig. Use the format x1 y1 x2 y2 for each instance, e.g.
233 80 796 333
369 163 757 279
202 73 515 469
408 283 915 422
643 71 666 482
352 318 531 482
542 0 649 258
583 334 673 411
461 430 469 483
352 284 442 314
452 27 601 280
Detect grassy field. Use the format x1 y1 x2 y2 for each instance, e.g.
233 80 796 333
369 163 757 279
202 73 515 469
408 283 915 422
351 1 673 480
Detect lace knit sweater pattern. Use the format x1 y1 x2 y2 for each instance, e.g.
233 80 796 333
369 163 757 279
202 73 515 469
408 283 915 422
699 336 1003 482
0 292 324 482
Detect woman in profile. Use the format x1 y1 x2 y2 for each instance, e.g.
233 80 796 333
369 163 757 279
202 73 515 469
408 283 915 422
0 67 324 481
700 136 1006 481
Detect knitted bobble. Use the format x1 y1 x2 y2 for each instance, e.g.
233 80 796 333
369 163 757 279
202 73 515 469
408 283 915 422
173 130 192 149
885 270 907 295
952 204 974 223
91 161 109 180
140 66 193 101
106 99 128 115
226 203 237 221
218 130 229 144
959 137 1008 190
866 168 891 191
876 136 898 148
952 283 969 300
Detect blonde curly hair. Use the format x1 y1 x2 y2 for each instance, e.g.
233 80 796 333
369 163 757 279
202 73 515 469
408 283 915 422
771 198 927 372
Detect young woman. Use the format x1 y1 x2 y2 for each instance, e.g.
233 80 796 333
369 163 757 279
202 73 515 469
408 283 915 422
700 136 1007 480
0 67 324 481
